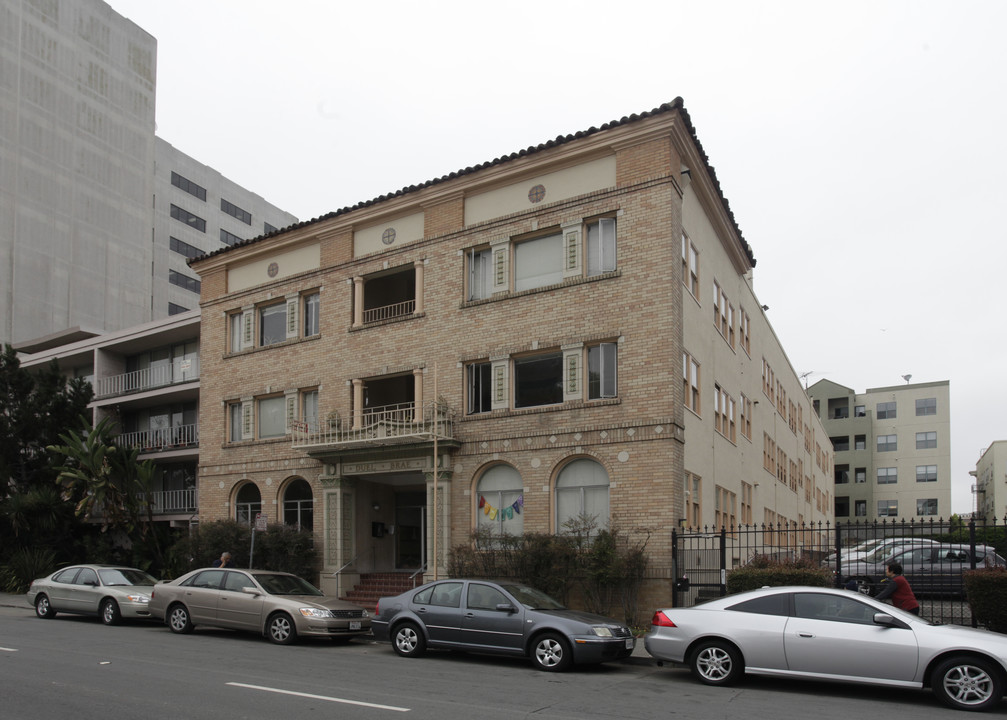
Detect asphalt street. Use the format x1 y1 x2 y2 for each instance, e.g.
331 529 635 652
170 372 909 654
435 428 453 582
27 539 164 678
0 592 987 720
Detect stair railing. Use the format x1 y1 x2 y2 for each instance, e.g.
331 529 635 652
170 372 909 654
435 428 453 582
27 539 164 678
331 555 358 597
409 562 428 588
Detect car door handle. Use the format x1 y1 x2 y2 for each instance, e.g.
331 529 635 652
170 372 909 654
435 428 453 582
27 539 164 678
798 632 814 638
416 608 426 614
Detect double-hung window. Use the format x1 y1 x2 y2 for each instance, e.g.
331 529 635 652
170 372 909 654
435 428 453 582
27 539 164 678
467 362 492 414
259 302 286 347
257 396 286 439
916 431 937 449
514 233 564 292
585 217 616 276
587 343 617 399
303 292 320 337
468 248 492 301
514 352 563 408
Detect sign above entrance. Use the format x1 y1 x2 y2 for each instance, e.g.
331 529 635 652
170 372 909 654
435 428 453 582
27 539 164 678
342 458 430 475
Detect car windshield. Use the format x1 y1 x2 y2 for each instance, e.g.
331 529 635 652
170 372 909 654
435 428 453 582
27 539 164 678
98 568 158 586
254 573 323 596
498 583 565 610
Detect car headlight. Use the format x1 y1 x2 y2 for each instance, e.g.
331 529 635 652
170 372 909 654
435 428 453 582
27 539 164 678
299 607 334 619
592 626 614 638
125 594 150 603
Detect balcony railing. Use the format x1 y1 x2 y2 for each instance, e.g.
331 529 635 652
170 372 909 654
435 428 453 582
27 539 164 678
292 402 454 449
144 489 197 515
120 423 199 452
362 299 416 324
95 357 200 398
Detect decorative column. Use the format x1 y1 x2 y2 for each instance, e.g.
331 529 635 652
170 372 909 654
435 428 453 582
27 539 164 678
319 466 356 597
413 260 425 315
352 276 364 327
424 455 452 580
352 379 364 430
412 368 424 423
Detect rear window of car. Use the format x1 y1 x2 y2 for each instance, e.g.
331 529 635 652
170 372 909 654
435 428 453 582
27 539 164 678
52 568 80 584
726 594 789 616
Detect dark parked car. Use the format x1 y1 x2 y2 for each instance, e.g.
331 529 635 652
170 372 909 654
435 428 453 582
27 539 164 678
27 564 158 625
148 568 370 644
843 543 1006 597
371 579 634 671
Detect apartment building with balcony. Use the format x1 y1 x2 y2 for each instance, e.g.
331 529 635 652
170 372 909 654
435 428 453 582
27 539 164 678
189 99 834 603
972 441 1007 522
18 310 202 526
807 379 951 522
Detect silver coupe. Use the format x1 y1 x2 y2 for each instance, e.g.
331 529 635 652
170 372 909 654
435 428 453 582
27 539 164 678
645 585 1007 712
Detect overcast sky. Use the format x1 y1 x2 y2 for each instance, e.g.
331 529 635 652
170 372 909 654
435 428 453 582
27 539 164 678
106 0 1007 515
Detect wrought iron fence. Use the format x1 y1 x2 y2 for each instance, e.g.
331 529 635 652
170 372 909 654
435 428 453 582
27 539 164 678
672 517 1007 628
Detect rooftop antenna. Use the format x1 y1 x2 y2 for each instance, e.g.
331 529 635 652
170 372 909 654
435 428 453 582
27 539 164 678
902 374 912 384
799 371 814 389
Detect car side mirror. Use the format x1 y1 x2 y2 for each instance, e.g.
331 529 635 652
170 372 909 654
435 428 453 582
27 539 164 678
873 612 903 628
496 603 517 613
241 586 261 596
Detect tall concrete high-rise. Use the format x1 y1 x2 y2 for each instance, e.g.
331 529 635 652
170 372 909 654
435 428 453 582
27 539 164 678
1 0 297 349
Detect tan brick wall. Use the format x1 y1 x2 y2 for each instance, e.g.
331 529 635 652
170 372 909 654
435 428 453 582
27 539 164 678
423 195 464 238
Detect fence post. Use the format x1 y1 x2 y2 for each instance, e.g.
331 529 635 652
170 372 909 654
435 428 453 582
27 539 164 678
671 528 679 608
719 526 727 597
833 522 843 586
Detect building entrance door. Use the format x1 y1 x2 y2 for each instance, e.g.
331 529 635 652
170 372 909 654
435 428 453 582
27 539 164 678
395 490 426 570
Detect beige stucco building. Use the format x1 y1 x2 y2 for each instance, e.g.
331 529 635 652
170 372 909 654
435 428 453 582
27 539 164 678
189 100 834 604
973 441 1007 522
807 379 951 522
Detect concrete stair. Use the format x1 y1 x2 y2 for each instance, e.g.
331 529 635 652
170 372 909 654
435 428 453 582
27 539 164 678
342 572 417 612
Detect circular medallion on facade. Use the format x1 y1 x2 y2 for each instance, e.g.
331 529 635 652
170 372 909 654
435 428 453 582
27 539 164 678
382 228 396 245
267 262 279 278
528 184 546 203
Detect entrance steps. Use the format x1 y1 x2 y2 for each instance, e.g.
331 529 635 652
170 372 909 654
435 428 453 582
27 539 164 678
342 572 418 611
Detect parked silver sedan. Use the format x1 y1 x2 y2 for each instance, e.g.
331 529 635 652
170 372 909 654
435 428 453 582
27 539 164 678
27 564 158 625
149 568 370 644
645 586 1007 711
372 579 634 671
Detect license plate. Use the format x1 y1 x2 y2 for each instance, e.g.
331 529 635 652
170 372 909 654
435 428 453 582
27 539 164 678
625 638 634 650
349 621 361 630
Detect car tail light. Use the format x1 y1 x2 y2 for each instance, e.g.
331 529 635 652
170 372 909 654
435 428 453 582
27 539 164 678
374 601 379 616
651 611 676 627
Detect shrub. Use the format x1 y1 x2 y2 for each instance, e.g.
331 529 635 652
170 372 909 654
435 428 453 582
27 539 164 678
0 547 57 593
727 553 832 594
964 567 1007 633
163 520 316 582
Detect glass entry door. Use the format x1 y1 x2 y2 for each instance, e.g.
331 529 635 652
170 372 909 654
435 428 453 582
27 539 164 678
395 491 426 569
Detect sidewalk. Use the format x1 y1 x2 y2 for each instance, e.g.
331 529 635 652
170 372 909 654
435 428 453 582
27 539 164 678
1 592 28 610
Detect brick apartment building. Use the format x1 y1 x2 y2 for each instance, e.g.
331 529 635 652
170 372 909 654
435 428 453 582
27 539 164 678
190 99 834 605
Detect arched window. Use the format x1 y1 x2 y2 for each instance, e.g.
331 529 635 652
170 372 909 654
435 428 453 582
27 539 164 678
555 458 609 533
283 478 314 531
476 464 523 538
235 482 261 526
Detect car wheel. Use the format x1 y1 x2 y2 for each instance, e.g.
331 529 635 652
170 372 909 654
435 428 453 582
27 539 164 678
167 604 194 634
689 640 743 685
532 632 572 672
101 598 121 626
266 613 297 645
855 577 876 596
932 655 1004 712
34 594 56 619
392 622 426 658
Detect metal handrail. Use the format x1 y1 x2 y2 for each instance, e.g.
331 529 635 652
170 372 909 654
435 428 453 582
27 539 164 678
409 563 428 588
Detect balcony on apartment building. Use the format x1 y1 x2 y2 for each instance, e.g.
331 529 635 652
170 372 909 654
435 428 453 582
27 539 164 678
119 423 199 453
144 488 198 515
94 356 200 399
292 401 455 452
353 263 423 327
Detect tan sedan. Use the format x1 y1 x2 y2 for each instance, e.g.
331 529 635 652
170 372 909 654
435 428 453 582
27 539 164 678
149 568 370 644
